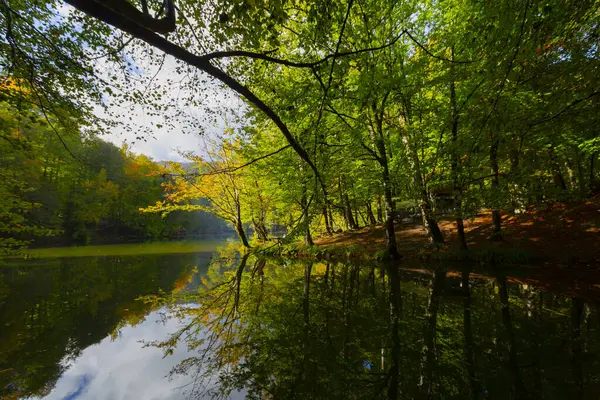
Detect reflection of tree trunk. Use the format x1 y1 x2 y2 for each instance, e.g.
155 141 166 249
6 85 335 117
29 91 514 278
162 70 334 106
571 298 584 399
368 266 376 296
234 254 249 314
462 267 479 399
421 270 447 399
303 263 312 325
495 269 526 399
386 264 402 399
254 259 266 315
529 290 543 399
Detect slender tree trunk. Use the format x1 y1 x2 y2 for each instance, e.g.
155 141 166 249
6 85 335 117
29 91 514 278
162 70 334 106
366 202 377 225
450 54 468 250
590 151 597 193
328 207 335 232
576 152 586 199
344 193 358 229
301 191 313 245
376 196 384 224
565 159 576 189
251 217 269 242
550 146 567 191
234 189 250 247
234 219 250 248
323 205 333 235
402 132 445 246
490 135 502 240
339 177 349 230
376 134 400 259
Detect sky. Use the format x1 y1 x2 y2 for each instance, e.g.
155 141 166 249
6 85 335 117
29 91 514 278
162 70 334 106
96 53 244 162
53 2 244 163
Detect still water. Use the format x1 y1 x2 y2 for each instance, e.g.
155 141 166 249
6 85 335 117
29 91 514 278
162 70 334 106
2 243 600 399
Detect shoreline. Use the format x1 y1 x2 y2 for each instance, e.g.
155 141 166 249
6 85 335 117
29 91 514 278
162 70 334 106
253 196 600 266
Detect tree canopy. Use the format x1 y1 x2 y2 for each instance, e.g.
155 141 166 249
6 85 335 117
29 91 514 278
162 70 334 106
1 0 599 256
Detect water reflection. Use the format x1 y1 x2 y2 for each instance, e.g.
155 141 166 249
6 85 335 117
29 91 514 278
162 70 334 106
3 252 600 399
155 257 600 399
0 252 213 399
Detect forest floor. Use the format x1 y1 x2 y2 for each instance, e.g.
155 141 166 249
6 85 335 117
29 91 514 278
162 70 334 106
314 195 600 266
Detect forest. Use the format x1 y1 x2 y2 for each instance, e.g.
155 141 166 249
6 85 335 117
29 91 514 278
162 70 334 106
0 0 599 259
2 1 600 398
0 98 231 254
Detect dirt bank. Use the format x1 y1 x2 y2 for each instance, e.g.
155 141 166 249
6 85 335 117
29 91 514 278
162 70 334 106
314 196 600 265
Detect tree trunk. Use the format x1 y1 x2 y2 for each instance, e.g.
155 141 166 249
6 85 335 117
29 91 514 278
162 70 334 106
402 132 445 247
490 135 502 240
374 124 400 259
234 189 250 247
576 151 586 199
328 207 335 232
251 217 269 242
366 202 377 225
550 146 567 191
234 219 250 248
344 193 358 229
450 54 468 250
322 205 333 235
301 191 313 246
590 151 597 193
376 196 384 223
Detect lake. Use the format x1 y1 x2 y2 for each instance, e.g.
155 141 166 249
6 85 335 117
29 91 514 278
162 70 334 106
1 242 600 399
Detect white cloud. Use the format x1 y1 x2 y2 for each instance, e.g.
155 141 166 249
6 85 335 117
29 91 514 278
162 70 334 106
93 51 246 162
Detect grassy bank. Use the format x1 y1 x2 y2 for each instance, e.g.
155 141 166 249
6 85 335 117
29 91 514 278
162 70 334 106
25 240 228 259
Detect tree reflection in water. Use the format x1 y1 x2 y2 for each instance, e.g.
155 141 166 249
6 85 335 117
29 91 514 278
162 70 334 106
152 255 600 399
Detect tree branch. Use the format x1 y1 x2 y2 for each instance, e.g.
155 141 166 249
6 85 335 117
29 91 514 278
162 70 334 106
529 89 600 127
198 30 406 68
